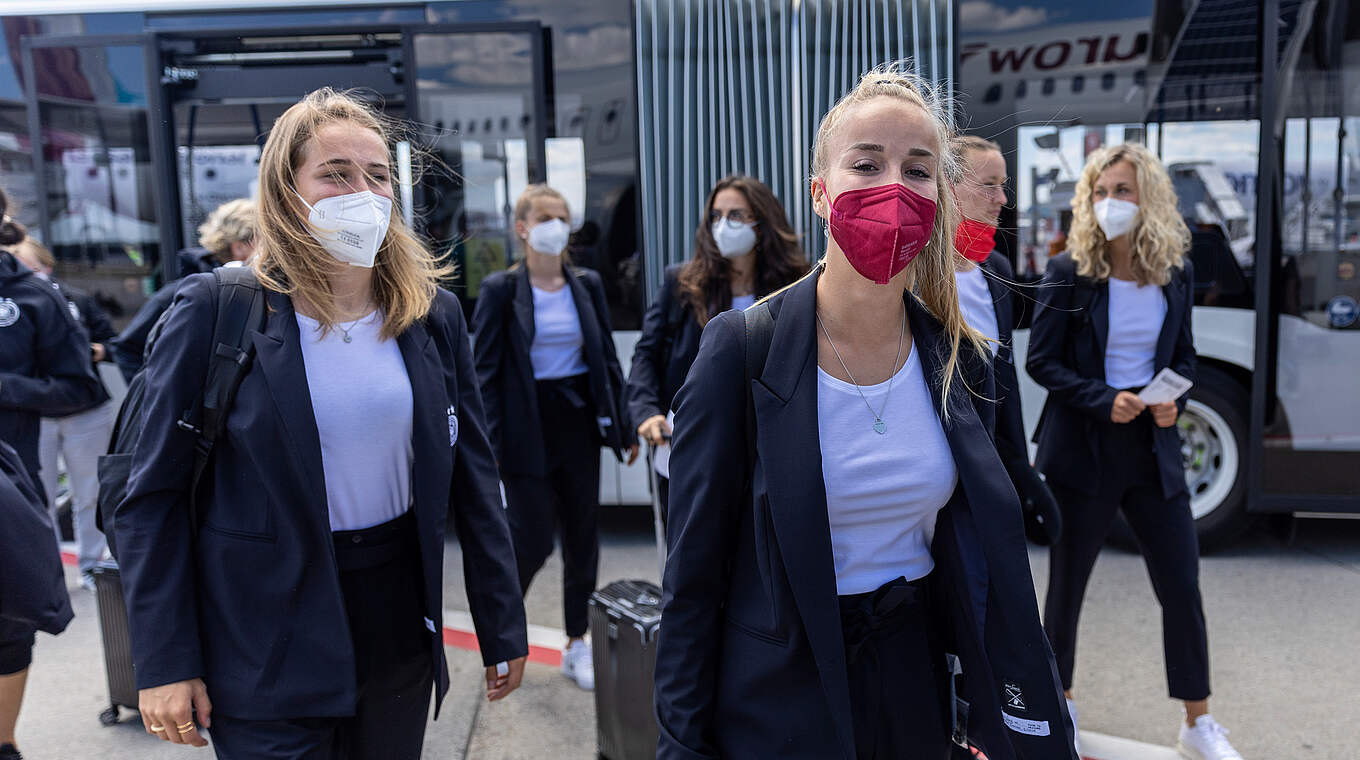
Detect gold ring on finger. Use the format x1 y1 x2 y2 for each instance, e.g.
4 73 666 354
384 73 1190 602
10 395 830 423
177 722 196 732
150 725 166 732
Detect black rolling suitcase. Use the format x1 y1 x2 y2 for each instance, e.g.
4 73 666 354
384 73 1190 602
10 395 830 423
91 561 138 726
589 579 663 760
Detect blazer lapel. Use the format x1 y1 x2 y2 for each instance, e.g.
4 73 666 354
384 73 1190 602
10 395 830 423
512 266 536 344
567 269 607 380
753 269 856 758
1154 272 1184 369
251 292 327 516
980 255 1012 344
566 269 616 436
906 297 997 633
1090 279 1110 364
397 320 452 615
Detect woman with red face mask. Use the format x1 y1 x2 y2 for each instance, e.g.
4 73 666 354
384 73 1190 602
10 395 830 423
949 136 1063 548
653 63 1077 760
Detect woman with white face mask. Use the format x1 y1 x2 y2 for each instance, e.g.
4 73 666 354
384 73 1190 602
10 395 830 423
626 175 808 520
470 184 637 692
114 88 528 759
1028 144 1243 760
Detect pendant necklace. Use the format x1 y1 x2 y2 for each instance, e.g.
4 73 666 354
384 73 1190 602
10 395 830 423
816 307 905 435
337 309 371 344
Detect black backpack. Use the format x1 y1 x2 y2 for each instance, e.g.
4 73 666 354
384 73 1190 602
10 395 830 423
96 268 266 558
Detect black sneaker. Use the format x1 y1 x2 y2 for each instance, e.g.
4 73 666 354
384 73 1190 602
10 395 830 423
0 742 23 760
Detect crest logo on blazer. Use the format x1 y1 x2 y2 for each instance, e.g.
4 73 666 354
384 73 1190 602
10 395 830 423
1003 680 1027 712
447 405 458 447
0 298 18 328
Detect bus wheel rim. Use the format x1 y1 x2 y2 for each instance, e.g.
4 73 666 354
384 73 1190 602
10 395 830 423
1179 400 1240 521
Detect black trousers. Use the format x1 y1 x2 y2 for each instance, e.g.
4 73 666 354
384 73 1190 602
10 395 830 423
1043 415 1211 701
210 513 434 760
503 373 602 639
840 576 952 760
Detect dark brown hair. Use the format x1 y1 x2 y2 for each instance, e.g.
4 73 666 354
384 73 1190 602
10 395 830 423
0 189 28 247
678 175 808 326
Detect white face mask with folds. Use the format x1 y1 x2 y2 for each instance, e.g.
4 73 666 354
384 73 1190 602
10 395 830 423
712 220 758 258
1093 198 1139 240
526 219 571 256
297 190 393 268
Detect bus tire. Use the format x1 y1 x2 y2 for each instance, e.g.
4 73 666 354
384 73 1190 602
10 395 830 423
1108 365 1251 553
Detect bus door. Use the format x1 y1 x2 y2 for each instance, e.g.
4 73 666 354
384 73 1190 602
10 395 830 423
21 33 170 324
402 23 551 314
157 29 407 274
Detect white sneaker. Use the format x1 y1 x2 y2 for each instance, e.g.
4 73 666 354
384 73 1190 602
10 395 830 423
1067 698 1083 758
1177 714 1243 760
561 640 595 691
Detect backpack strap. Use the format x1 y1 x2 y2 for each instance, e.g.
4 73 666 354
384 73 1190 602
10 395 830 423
176 268 266 536
742 301 774 481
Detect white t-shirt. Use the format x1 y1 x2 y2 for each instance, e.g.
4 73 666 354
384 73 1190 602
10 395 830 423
1104 278 1167 389
296 310 414 532
530 285 589 380
817 344 958 595
730 293 756 312
954 266 1000 355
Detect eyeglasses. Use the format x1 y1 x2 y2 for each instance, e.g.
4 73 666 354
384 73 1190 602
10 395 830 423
709 208 756 226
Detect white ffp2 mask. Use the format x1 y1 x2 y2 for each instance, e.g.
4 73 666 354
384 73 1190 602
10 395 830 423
526 219 571 256
298 190 392 268
712 221 757 258
1093 198 1138 240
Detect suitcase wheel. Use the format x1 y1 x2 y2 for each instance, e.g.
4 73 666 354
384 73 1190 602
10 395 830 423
99 706 121 726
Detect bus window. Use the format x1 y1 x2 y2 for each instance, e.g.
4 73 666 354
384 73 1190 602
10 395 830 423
30 42 159 324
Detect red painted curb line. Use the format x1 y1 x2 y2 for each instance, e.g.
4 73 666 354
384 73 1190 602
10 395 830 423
65 552 563 667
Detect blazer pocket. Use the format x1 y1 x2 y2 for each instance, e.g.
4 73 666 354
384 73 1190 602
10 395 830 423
200 522 277 543
724 614 789 647
201 496 276 542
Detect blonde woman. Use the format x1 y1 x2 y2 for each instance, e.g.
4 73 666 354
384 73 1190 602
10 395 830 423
1027 143 1241 760
654 64 1076 760
114 89 527 758
471 184 636 690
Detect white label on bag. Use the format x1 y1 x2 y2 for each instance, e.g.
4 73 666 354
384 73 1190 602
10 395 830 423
1002 712 1051 736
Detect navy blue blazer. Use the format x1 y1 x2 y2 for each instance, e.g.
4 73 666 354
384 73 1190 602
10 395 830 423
111 280 181 382
470 265 632 477
627 263 702 427
977 251 1027 458
655 269 1076 760
113 274 528 720
1026 252 1196 499
0 251 102 487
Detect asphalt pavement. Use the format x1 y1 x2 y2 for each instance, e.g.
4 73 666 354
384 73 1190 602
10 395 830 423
12 509 1359 759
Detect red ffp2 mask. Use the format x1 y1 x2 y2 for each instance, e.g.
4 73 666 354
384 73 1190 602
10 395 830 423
955 218 997 263
824 182 937 284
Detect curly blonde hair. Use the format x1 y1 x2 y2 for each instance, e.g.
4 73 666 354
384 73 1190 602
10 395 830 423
197 198 256 263
810 61 986 412
1068 143 1189 286
253 88 451 339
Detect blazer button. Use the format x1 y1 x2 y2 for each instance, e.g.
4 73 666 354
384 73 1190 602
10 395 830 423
352 535 363 544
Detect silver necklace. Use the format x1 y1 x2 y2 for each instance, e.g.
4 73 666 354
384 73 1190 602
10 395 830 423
336 311 371 344
816 308 905 435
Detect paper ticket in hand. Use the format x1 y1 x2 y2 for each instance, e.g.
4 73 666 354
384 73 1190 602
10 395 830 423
652 410 676 479
1138 368 1193 405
